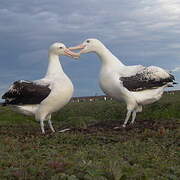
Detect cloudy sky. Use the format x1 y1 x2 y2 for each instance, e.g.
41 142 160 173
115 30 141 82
0 0 180 97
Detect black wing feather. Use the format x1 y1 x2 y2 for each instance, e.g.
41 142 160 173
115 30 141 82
2 80 51 105
120 72 175 92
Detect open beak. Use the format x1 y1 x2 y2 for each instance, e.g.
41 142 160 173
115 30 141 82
64 48 80 59
68 44 86 51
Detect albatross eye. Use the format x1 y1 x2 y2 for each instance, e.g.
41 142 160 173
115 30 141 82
59 47 63 49
86 40 90 43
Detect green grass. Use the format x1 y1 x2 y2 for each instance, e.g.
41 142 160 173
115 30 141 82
0 92 180 180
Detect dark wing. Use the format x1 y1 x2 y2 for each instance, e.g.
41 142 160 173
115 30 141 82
2 80 51 105
120 66 176 92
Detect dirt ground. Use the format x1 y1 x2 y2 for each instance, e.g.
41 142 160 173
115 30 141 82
69 119 179 133
0 119 179 135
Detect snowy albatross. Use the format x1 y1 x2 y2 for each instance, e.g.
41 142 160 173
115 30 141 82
2 42 79 133
69 38 177 127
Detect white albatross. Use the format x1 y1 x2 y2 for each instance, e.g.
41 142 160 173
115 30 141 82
2 42 79 133
69 38 177 127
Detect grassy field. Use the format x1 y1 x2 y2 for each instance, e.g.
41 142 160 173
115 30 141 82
0 92 179 180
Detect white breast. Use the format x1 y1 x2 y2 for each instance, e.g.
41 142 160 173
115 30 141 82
40 75 74 113
99 67 125 101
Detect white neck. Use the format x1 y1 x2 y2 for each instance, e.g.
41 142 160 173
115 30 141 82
95 44 125 67
45 53 64 77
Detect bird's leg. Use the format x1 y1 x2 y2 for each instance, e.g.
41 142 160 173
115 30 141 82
131 111 137 124
40 120 45 134
46 114 55 133
122 110 132 127
48 120 55 132
48 115 55 132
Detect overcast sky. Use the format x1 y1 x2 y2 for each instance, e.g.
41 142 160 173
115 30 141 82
0 0 180 97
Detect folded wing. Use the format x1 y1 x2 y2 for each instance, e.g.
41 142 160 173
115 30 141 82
120 66 176 91
2 80 51 105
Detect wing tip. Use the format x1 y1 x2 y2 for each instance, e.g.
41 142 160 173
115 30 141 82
2 102 7 106
2 92 7 99
169 73 175 80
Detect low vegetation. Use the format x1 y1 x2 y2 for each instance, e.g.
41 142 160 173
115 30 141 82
0 91 179 179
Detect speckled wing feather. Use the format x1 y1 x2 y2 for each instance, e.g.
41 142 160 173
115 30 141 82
2 80 51 105
120 66 175 91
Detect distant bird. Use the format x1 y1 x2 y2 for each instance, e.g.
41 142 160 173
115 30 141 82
2 43 79 133
69 38 177 127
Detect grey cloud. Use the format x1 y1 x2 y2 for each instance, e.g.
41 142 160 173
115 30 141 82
0 0 180 96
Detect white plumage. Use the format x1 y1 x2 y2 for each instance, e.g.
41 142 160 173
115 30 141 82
69 39 176 127
2 43 79 133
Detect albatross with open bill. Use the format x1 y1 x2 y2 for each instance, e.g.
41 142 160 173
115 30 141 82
69 38 177 127
2 42 79 133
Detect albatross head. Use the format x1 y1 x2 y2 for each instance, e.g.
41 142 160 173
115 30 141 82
49 42 80 58
69 38 104 54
